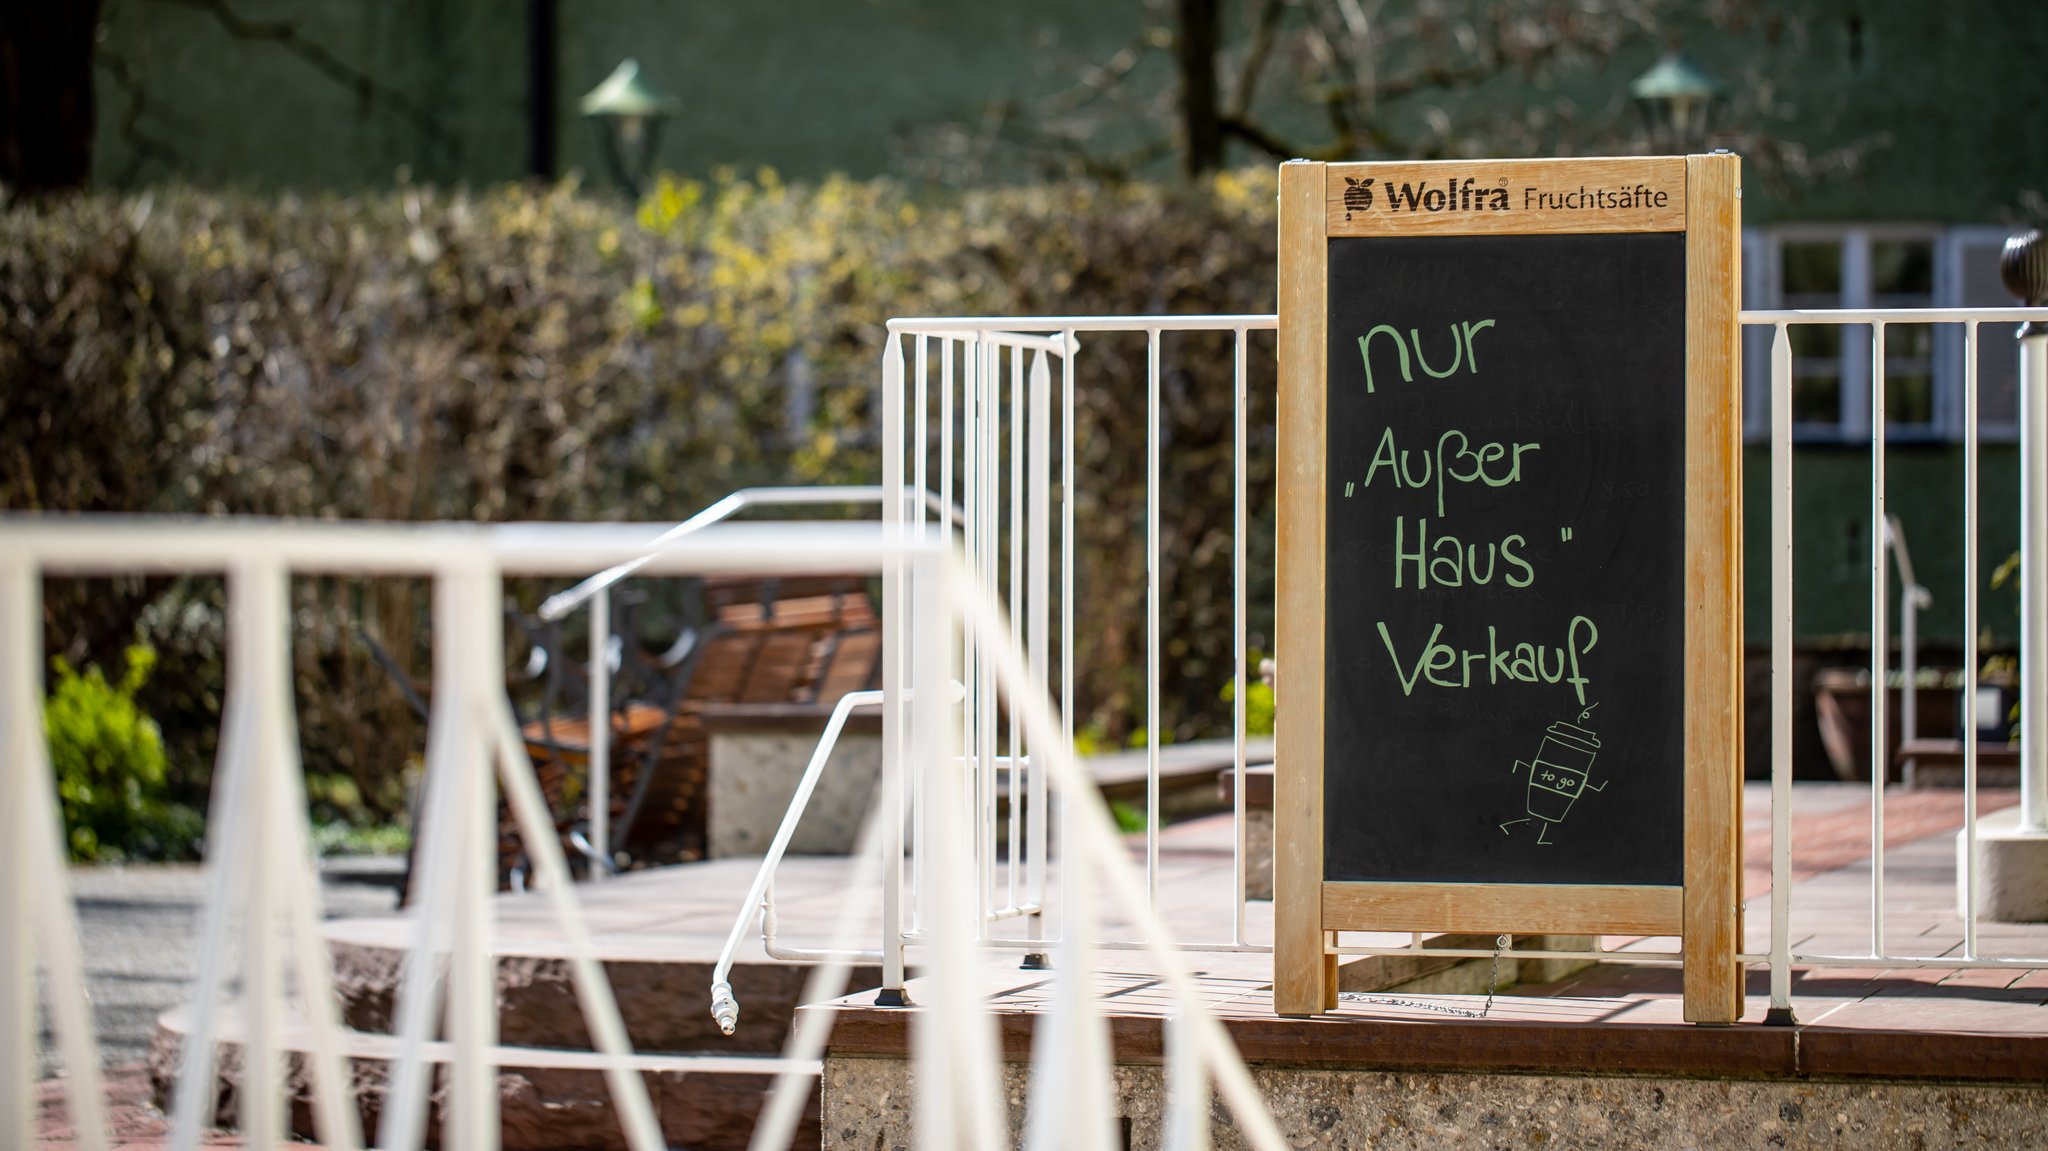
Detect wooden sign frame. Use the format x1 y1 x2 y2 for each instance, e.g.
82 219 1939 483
1274 155 1743 1023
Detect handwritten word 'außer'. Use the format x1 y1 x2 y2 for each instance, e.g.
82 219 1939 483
1361 426 1540 518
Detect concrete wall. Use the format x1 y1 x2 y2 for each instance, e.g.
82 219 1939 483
822 1055 2048 1151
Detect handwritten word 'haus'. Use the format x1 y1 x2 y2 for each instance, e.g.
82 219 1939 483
1393 516 1535 589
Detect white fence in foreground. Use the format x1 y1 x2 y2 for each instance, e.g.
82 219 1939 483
1 518 1289 1151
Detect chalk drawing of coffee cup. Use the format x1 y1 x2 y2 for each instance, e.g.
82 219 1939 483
1501 707 1607 845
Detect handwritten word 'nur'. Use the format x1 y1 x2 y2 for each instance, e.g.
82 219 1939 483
1357 320 1495 393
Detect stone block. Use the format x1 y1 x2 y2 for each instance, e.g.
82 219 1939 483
708 721 882 859
1958 806 2048 922
1243 808 1273 900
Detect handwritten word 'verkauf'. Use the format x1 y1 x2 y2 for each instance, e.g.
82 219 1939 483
1344 315 1600 702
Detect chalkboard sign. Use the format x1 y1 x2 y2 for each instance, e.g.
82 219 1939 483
1274 156 1743 1024
1324 232 1687 886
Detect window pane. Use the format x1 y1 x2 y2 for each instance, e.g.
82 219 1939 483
1793 374 1841 424
1886 323 1934 358
1782 242 1843 296
1887 372 1934 427
1789 325 1841 359
1871 240 1934 297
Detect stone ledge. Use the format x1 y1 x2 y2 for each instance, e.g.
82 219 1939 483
821 1056 2048 1151
820 1004 2048 1085
149 1004 821 1151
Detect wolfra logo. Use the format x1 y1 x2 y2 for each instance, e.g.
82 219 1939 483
1343 177 1374 219
1344 173 1511 218
1383 176 1511 213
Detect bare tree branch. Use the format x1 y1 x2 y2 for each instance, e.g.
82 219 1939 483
1226 0 1288 121
151 0 458 163
92 39 183 185
1039 27 1163 118
900 0 1844 190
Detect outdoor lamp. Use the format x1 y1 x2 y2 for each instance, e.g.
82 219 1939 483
1629 51 1721 153
580 59 680 197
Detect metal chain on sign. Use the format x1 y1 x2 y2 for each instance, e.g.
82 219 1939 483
1337 933 1510 1019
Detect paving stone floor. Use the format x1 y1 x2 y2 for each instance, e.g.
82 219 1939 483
32 781 2048 1147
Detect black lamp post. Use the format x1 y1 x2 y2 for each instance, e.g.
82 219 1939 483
579 59 680 198
1630 51 1722 153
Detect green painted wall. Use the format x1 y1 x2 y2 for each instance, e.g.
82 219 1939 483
90 0 2048 225
91 0 1140 190
1691 0 2048 226
1742 443 2024 650
93 0 527 189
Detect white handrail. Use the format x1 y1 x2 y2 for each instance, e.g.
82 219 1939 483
0 516 956 1151
531 483 961 875
5 514 1306 1150
709 687 887 1036
539 486 882 621
538 486 966 622
1884 515 1934 750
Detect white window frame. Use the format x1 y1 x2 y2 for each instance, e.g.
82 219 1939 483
1940 225 2024 443
1754 224 1945 444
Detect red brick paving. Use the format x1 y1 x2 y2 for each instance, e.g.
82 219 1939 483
1743 787 2020 899
35 785 2047 1144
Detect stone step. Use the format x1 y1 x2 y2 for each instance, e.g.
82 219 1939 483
150 1002 820 1151
331 928 878 1055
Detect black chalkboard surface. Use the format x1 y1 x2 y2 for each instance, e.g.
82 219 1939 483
1321 232 1687 887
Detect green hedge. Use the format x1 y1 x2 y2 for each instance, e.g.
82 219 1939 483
1 170 1282 827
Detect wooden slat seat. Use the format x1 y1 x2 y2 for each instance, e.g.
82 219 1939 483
715 594 877 631
495 574 888 887
519 701 672 763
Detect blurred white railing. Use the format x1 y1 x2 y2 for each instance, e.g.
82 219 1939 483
12 306 2048 1148
2 516 1291 1151
1884 515 1934 750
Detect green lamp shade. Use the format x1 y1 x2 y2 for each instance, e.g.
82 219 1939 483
1629 52 1721 103
580 59 680 120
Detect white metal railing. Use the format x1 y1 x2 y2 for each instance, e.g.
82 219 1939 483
13 311 2048 1145
702 317 1276 1032
835 306 2048 1020
1755 306 2048 1021
1 515 1291 1151
884 317 1276 967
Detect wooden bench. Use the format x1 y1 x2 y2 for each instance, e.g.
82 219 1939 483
504 576 881 884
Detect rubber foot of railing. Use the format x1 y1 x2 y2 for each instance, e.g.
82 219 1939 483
1019 952 1051 970
873 987 914 1008
1763 1006 1798 1027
